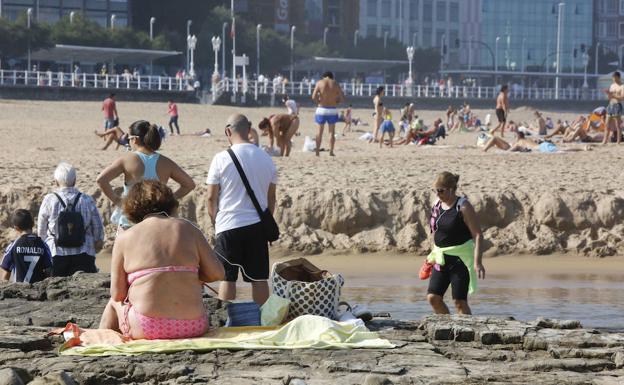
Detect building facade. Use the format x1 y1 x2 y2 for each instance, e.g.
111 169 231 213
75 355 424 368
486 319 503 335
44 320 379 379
593 0 624 67
0 0 131 28
476 0 593 71
359 0 462 67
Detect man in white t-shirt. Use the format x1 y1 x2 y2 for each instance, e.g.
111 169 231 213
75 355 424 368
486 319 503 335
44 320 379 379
206 114 278 305
282 95 298 116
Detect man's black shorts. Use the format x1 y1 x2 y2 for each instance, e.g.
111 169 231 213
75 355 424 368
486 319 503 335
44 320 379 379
427 255 470 300
214 222 269 282
496 108 506 123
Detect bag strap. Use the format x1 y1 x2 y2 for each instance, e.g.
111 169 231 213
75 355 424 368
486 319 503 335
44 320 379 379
226 149 264 218
53 193 67 209
69 193 82 212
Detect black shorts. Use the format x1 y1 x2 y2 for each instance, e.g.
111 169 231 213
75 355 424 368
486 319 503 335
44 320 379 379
496 108 506 123
427 255 470 300
52 253 98 277
214 222 269 282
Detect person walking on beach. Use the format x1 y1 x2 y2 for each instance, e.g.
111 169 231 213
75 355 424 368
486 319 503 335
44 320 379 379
168 100 180 135
602 71 624 145
102 93 119 129
282 95 298 116
96 120 195 230
490 85 509 136
312 71 345 156
425 172 485 315
207 114 277 305
372 86 384 142
38 162 104 276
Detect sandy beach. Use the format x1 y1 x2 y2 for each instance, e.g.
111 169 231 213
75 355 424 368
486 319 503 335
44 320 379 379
1 98 623 259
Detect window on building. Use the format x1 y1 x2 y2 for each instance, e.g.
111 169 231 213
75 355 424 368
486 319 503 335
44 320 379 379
39 0 60 5
5 0 35 5
423 0 432 21
85 10 107 26
38 7 60 22
110 0 129 11
607 20 617 37
63 0 83 7
607 0 618 13
620 22 624 38
366 25 378 37
423 27 432 47
85 0 107 10
367 0 377 17
449 2 459 22
620 0 624 14
436 1 446 22
381 0 391 17
599 21 607 38
410 0 419 19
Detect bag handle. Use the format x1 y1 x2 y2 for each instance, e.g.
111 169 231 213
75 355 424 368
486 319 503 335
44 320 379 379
227 149 264 219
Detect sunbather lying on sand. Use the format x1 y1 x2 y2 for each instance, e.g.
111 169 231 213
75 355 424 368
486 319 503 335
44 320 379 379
483 132 592 153
95 126 129 150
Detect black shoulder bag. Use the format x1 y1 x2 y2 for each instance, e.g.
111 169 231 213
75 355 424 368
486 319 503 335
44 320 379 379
227 149 280 242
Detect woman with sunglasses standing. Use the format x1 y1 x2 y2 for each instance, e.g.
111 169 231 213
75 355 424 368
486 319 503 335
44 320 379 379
425 172 485 315
97 120 196 231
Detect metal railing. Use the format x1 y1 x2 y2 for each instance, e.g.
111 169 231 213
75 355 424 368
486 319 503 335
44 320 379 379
0 70 192 92
216 78 604 101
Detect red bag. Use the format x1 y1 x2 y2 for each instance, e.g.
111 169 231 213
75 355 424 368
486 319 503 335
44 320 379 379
419 260 433 280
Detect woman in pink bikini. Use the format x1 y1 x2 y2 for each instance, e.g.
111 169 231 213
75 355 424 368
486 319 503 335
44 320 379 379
99 180 225 340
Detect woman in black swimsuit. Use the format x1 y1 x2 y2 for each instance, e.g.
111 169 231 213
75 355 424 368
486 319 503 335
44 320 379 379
427 172 485 315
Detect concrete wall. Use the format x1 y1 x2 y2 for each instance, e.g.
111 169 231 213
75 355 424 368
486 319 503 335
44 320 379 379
0 86 198 104
213 91 602 112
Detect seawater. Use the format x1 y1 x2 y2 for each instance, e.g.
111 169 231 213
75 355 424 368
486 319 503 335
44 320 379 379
340 272 624 331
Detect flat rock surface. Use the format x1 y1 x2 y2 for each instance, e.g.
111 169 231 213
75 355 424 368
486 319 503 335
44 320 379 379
0 273 622 384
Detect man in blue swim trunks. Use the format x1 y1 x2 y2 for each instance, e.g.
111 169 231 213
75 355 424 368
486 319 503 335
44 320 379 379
312 71 345 156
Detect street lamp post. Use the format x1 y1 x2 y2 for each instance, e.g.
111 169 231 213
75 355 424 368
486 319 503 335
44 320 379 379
384 30 388 49
595 42 600 76
69 11 75 24
27 7 32 71
186 20 192 75
211 36 221 76
555 2 564 100
546 39 551 74
521 38 526 72
187 34 197 79
323 27 329 46
149 17 155 40
222 22 228 78
412 32 417 48
290 25 296 82
468 35 473 70
256 24 261 77
495 36 501 84
406 46 415 82
440 33 446 76
354 29 359 47
582 51 589 88
110 14 116 30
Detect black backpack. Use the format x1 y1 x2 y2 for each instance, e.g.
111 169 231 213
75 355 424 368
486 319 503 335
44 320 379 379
53 193 86 248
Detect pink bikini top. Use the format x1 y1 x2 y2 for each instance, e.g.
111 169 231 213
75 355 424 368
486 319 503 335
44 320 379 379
127 265 199 285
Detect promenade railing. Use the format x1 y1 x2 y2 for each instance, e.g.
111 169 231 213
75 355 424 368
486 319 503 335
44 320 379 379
0 70 191 92
218 79 604 101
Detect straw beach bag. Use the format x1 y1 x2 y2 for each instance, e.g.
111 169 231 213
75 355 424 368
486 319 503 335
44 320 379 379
270 258 344 320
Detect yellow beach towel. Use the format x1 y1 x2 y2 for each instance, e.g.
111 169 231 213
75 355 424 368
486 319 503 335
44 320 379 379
59 315 395 356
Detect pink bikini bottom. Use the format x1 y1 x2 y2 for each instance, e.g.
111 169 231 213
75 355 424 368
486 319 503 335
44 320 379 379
122 304 209 340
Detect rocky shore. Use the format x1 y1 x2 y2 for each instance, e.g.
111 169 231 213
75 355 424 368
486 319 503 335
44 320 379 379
0 273 622 385
2 186 624 259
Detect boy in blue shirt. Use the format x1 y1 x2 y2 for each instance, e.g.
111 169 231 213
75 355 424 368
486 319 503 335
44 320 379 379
1 209 52 283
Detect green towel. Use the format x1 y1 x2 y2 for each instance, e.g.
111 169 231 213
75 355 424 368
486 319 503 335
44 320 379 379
426 239 478 294
60 315 395 356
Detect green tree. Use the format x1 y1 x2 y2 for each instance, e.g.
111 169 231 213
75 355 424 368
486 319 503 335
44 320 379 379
0 13 52 61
